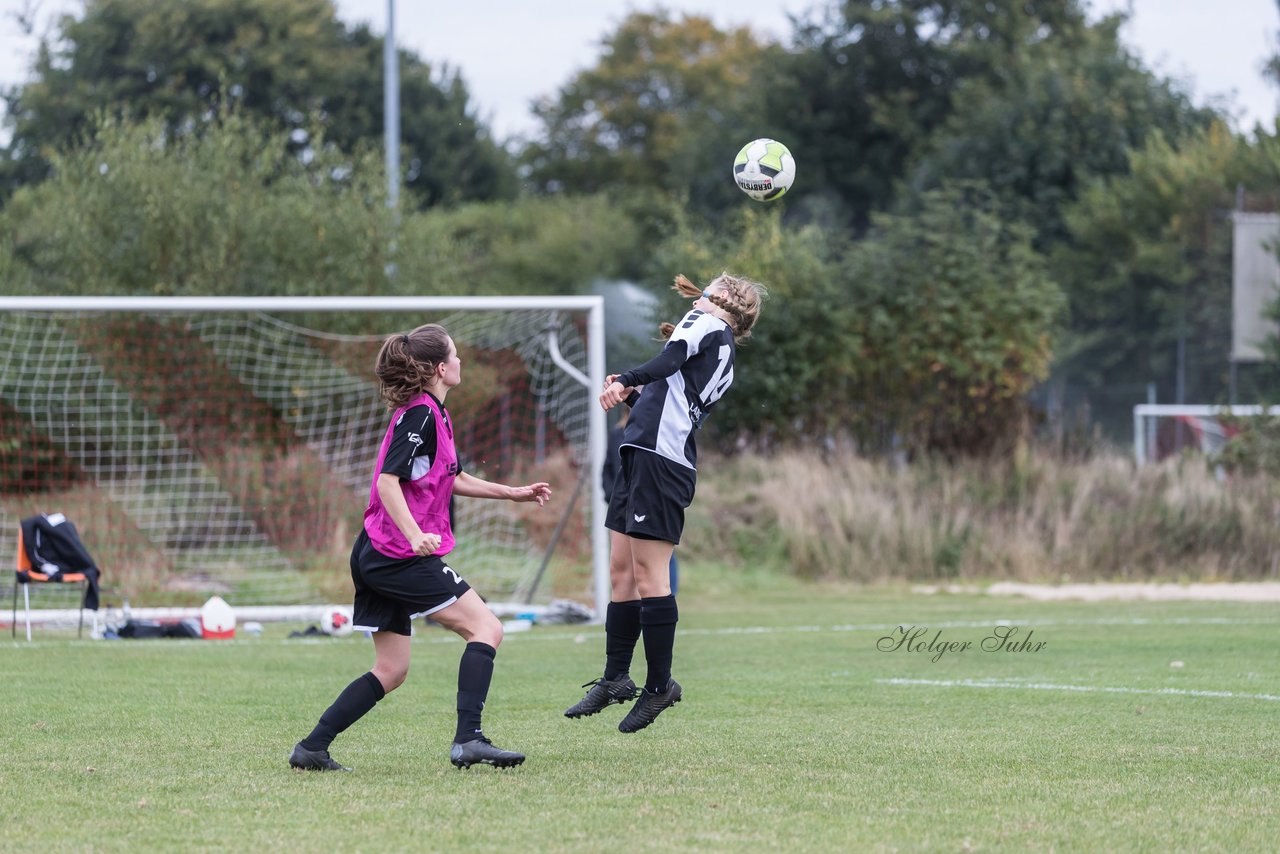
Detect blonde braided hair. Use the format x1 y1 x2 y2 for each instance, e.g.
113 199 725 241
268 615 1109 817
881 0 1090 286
659 272 766 343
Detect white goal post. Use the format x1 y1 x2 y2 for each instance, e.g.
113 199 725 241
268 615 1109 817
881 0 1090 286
1132 403 1280 466
0 295 610 622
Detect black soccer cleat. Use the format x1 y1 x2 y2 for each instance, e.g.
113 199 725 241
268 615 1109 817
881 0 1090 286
289 743 351 772
618 679 682 733
450 736 526 770
563 675 640 718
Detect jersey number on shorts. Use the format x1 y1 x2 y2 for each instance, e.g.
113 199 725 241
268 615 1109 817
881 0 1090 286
441 565 462 586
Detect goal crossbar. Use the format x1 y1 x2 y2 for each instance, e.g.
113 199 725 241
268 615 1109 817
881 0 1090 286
0 295 603 312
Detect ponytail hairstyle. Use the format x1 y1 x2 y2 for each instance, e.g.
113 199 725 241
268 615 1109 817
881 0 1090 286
375 323 452 409
659 272 767 343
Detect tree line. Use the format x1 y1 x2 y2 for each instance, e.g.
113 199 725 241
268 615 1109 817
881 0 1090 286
2 0 1279 454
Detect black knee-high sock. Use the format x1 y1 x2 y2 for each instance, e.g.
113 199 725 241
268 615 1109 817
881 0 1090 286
300 671 385 751
640 595 679 693
455 641 496 743
604 599 642 681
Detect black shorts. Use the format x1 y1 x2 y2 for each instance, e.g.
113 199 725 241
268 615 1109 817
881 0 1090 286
349 529 472 636
605 447 696 544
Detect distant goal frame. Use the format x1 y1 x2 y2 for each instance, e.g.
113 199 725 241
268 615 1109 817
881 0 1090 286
1132 403 1280 466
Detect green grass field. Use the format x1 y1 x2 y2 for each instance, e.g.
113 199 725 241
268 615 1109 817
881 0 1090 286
3 565 1277 852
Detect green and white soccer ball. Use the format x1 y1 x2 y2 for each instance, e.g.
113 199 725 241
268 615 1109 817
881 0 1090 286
733 138 796 201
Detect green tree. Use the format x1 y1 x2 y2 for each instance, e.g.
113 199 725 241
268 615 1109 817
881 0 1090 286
1053 122 1254 410
0 0 515 207
765 0 1093 230
521 10 779 212
1265 0 1280 102
906 15 1215 250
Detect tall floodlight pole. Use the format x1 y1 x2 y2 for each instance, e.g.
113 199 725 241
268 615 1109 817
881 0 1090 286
384 0 400 211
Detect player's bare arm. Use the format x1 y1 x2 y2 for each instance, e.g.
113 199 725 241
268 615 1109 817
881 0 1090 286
454 471 551 506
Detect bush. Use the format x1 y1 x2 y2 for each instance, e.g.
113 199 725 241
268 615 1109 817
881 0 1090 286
842 185 1063 455
0 113 396 298
1214 412 1280 478
0 110 646 304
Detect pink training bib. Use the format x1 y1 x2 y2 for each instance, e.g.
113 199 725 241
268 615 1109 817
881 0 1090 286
362 392 459 558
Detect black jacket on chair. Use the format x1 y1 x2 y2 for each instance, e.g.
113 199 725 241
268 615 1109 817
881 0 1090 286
19 514 101 611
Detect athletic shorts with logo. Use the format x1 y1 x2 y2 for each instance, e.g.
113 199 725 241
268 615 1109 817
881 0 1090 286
606 447 696 544
349 528 471 635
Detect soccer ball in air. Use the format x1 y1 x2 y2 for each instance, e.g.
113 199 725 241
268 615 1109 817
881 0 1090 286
733 138 796 201
321 604 354 638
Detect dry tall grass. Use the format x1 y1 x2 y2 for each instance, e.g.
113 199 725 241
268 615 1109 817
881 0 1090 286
684 446 1280 582
14 445 1277 601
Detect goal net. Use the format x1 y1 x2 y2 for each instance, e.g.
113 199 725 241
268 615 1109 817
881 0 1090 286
0 296 608 621
1132 404 1280 465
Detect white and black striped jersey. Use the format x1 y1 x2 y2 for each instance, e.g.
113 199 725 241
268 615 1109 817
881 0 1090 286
617 309 736 469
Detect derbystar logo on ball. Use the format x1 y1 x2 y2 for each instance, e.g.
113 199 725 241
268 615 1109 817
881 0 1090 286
733 138 796 202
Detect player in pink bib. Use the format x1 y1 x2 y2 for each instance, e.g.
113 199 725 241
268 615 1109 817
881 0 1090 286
363 389 460 559
290 323 552 772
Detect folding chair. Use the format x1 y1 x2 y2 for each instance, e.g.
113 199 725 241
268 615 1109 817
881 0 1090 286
12 514 102 641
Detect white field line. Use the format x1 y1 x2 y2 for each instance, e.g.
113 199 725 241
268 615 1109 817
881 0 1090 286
877 677 1280 703
6 615 1276 650
984 581 1280 603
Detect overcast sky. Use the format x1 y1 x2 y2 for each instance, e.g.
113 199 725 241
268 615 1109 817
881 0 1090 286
1 0 1277 141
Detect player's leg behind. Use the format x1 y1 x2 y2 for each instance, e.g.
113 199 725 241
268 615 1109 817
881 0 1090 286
430 588 525 769
290 630 406 772
289 539 406 772
564 530 644 718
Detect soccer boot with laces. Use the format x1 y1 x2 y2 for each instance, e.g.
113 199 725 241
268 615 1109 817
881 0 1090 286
563 675 640 718
289 742 351 771
618 679 682 733
450 736 526 770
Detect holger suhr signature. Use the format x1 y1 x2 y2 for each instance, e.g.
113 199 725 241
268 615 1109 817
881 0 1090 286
877 625 1046 663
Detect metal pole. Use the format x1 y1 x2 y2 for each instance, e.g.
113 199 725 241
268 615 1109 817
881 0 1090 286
1144 382 1156 465
384 0 400 211
588 301 610 622
1134 406 1145 467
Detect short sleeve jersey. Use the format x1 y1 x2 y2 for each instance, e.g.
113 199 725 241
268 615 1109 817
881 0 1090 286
621 309 736 469
380 404 440 481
